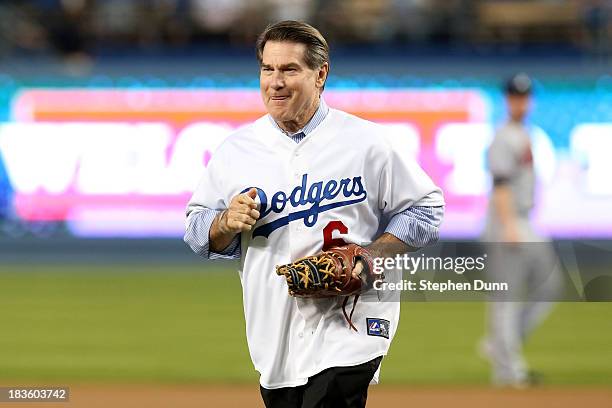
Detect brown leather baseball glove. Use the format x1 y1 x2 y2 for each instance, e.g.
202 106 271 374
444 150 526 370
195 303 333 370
275 244 380 331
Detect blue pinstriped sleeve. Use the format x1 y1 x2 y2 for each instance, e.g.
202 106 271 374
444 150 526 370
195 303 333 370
385 206 444 248
183 209 241 260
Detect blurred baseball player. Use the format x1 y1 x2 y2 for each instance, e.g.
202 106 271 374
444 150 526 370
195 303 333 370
481 73 561 387
184 21 444 407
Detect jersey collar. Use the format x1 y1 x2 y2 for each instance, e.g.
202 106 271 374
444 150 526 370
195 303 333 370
268 97 330 141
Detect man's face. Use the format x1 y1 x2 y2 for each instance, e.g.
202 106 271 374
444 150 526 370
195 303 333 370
260 41 327 124
507 94 531 122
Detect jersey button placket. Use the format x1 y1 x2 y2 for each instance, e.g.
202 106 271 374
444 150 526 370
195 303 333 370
291 153 305 233
288 152 303 258
292 150 302 179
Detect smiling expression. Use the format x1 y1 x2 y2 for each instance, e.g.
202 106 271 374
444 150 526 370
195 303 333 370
260 41 328 133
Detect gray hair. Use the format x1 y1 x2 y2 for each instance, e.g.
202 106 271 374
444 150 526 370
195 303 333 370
256 20 329 71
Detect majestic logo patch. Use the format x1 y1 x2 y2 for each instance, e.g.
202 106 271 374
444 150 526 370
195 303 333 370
244 173 367 238
366 318 390 339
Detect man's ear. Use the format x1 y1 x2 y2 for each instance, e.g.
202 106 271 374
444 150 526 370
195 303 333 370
316 62 329 90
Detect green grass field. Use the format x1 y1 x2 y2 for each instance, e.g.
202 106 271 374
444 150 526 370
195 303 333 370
1 264 611 386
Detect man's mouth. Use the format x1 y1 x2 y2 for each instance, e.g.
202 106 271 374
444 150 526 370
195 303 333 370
271 95 290 101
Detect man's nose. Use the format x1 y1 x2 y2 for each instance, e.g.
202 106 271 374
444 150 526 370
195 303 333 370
270 72 285 90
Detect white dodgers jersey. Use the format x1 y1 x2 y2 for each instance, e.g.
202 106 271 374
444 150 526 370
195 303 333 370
187 108 444 388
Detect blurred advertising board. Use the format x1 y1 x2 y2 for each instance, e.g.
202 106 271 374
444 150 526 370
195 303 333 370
0 88 610 238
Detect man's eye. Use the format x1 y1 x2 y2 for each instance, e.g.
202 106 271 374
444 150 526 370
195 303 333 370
262 67 273 72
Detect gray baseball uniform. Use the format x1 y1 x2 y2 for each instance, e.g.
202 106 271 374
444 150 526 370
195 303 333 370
482 120 561 386
485 122 534 231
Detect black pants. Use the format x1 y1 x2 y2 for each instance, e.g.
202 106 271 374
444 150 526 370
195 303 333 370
260 357 382 408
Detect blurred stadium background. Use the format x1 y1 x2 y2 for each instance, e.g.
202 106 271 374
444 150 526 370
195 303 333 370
0 0 611 407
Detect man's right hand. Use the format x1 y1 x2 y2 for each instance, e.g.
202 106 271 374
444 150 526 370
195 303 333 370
210 188 260 252
218 188 260 234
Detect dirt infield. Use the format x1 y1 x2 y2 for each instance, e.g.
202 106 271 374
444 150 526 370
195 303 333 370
11 385 612 408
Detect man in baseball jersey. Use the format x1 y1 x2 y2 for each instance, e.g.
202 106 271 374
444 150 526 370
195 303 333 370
184 20 444 407
481 73 560 387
